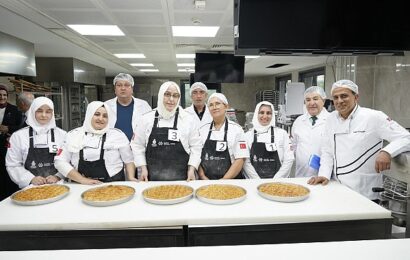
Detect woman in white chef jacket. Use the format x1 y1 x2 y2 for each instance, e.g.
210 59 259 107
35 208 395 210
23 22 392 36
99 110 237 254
131 81 202 181
54 101 135 184
243 101 294 178
198 93 249 179
6 97 67 188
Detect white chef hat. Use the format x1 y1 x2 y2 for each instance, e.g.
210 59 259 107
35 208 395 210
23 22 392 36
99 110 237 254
113 73 134 87
207 93 228 105
331 79 359 94
190 82 208 96
304 86 326 99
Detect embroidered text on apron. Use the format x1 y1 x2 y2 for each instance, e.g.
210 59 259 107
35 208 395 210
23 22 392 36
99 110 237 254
24 127 58 177
146 109 189 181
200 119 244 179
77 133 125 182
250 127 281 178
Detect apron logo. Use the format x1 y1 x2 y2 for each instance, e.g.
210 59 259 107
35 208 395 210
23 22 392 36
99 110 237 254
253 155 258 162
158 141 163 146
152 139 157 147
205 153 209 160
30 161 37 169
38 163 44 168
258 158 263 162
240 143 246 149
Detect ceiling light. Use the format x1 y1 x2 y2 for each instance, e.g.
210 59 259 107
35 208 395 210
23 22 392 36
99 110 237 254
245 55 260 59
178 69 195 72
67 25 124 36
177 63 195 67
115 53 146 58
194 0 206 10
130 63 154 67
172 26 219 37
176 54 195 59
140 69 159 72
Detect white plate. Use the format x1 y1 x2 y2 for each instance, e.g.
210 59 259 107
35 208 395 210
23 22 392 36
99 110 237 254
257 182 310 203
142 185 194 205
195 184 247 205
81 185 135 207
11 184 70 206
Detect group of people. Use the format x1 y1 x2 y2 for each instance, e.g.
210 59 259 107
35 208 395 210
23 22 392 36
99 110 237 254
1 74 410 202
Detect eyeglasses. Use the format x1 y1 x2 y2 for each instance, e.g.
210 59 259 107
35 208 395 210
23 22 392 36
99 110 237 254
115 83 132 88
208 102 223 109
164 92 180 99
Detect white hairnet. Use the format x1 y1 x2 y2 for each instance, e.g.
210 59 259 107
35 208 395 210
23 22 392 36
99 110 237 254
304 86 326 99
208 93 228 105
252 101 276 133
26 97 56 134
331 79 359 94
157 81 181 119
190 82 208 96
113 73 134 87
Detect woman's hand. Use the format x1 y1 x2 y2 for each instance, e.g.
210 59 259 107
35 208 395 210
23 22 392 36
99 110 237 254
45 175 60 184
81 178 102 185
186 166 196 181
139 166 149 182
31 176 47 185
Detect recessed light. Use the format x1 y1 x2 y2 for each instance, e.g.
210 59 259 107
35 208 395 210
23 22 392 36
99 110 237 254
67 25 124 36
172 26 219 37
130 63 154 67
178 69 195 72
245 55 260 59
140 69 159 72
115 53 146 58
177 63 195 67
176 54 195 59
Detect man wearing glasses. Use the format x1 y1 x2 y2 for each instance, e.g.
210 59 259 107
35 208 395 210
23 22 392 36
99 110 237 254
104 73 151 141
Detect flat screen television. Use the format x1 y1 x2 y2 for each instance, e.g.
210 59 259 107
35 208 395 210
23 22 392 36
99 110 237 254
194 53 245 83
234 0 410 55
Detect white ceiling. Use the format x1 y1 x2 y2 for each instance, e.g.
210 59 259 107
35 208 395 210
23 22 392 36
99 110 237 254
0 0 328 77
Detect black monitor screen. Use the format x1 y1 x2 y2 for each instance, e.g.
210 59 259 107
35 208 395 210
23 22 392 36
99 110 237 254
235 0 410 54
194 53 245 83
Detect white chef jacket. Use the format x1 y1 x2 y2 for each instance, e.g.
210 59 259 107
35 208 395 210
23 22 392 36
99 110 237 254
198 119 250 165
185 104 213 130
54 128 134 177
244 127 294 179
291 109 330 177
319 105 410 200
104 97 151 133
6 126 67 188
131 109 202 169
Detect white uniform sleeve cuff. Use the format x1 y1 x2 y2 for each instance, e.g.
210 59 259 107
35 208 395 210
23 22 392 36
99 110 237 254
54 160 75 177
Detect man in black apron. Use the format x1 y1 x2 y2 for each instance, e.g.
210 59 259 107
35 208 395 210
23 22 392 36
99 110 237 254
24 127 59 180
146 108 189 181
250 127 281 178
77 133 125 182
200 119 244 179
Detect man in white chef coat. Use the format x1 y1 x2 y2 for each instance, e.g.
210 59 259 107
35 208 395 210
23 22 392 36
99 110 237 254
185 82 212 129
308 80 410 201
291 86 330 177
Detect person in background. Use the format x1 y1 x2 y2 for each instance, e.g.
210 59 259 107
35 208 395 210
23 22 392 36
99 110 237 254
104 73 151 141
185 82 212 129
243 101 294 178
16 92 35 128
291 86 330 177
55 101 135 184
309 80 410 201
198 93 248 180
6 97 66 188
131 81 202 181
0 85 23 200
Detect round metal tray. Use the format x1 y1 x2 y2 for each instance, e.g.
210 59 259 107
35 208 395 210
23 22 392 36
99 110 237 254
257 182 310 202
195 184 247 205
142 185 194 205
81 185 135 207
11 184 70 206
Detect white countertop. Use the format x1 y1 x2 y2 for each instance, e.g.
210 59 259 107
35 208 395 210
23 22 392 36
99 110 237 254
0 178 391 231
0 238 408 260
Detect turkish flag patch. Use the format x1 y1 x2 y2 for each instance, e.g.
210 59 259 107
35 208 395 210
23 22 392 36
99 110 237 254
240 143 247 149
57 148 63 156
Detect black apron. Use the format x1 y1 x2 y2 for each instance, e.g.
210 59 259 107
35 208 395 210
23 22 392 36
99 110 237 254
77 133 125 182
24 127 58 177
250 127 281 178
146 109 189 181
200 119 244 180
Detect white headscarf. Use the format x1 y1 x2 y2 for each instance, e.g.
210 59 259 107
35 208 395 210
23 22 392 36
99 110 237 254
26 97 56 134
65 101 113 152
252 101 276 133
157 81 181 119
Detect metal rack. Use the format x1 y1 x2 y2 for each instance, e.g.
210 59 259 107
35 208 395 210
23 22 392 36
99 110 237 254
256 90 280 111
